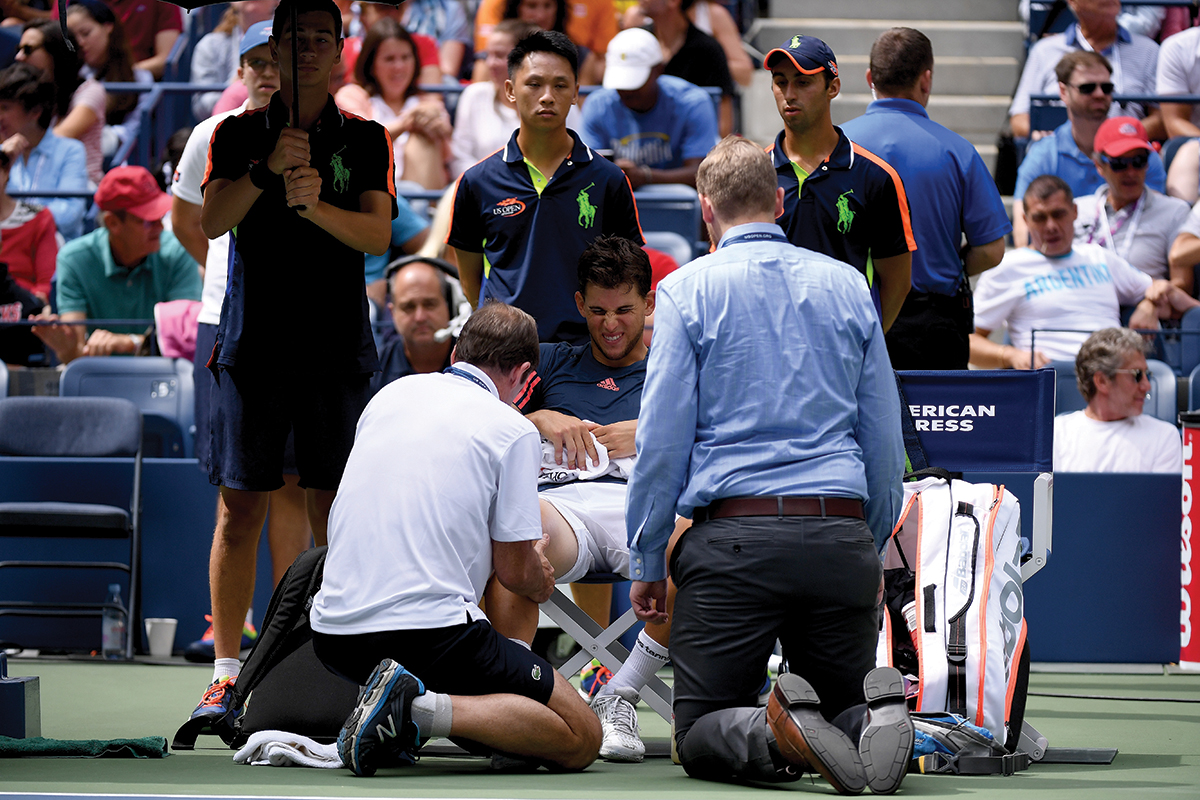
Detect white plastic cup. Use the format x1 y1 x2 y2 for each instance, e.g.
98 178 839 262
144 617 178 658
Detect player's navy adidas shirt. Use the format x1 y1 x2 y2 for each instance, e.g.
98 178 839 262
203 93 396 373
447 130 643 344
769 126 916 311
516 342 645 426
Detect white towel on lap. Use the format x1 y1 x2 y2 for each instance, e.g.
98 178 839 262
232 729 343 768
538 425 636 485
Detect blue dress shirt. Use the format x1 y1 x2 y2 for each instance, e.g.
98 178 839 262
625 222 905 582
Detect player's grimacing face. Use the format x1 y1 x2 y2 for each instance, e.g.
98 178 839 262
577 283 650 367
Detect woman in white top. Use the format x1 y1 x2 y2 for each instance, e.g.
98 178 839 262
189 0 279 120
451 19 582 177
335 17 452 190
15 20 106 186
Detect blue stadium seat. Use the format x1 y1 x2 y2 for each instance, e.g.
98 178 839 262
632 185 702 258
1049 359 1087 415
1144 358 1179 424
60 357 195 458
0 359 7 398
643 230 693 269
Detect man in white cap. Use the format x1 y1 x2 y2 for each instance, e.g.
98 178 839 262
580 27 719 189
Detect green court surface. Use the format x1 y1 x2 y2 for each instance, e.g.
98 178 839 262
2 659 1199 799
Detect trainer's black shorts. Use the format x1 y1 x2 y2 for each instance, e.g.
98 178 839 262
209 366 370 492
312 619 556 706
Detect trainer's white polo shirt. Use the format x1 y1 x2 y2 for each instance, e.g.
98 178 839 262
311 363 542 634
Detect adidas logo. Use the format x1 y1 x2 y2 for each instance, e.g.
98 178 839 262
596 378 619 392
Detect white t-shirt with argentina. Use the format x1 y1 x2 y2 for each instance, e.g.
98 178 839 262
973 243 1152 361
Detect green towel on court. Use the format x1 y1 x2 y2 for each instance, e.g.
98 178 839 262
0 735 168 758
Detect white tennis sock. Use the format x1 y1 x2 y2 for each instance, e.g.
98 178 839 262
410 691 453 739
213 658 241 684
599 630 669 697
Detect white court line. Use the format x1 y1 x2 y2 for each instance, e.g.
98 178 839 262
0 795 565 800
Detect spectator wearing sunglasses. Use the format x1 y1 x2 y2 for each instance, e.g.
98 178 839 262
1054 327 1181 473
1014 51 1167 248
1073 117 1191 291
969 174 1198 369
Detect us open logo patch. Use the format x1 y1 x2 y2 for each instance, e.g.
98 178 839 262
493 197 526 217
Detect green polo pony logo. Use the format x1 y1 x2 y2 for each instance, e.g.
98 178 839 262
331 147 350 193
836 189 855 234
790 35 802 49
577 183 597 228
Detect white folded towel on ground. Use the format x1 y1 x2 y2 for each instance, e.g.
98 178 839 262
232 729 343 768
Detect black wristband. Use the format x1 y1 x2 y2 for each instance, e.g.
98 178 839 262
248 158 277 191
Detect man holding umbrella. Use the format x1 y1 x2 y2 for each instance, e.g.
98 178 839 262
186 0 395 725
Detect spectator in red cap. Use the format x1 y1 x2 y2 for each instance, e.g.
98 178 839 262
1073 116 1191 292
32 165 200 364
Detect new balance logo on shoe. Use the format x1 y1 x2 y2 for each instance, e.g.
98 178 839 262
597 378 619 392
375 714 398 740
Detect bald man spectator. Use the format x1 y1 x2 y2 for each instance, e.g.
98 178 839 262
372 258 457 394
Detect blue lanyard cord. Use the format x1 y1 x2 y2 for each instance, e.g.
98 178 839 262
444 366 491 393
719 231 790 248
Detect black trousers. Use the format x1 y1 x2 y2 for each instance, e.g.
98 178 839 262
671 515 882 783
886 287 973 370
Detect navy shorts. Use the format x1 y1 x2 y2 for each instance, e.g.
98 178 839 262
312 619 556 705
208 365 370 492
194 323 299 476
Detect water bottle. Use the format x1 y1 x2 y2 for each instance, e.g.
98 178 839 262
101 584 127 660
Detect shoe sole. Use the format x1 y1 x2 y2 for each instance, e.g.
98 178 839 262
859 668 914 795
338 660 405 777
599 738 645 763
768 674 866 795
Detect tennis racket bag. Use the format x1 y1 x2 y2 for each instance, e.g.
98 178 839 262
876 469 1031 768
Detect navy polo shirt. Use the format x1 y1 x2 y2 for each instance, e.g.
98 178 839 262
370 332 454 395
770 127 916 303
447 130 644 344
841 98 1012 296
516 342 645 424
204 92 397 374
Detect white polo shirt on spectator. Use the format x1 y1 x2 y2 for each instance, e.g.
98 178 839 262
1156 27 1200 130
311 363 543 635
1073 187 1191 281
1010 24 1159 123
974 243 1152 361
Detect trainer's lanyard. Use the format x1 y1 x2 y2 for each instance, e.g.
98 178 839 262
1085 186 1143 262
444 366 491 394
719 230 790 249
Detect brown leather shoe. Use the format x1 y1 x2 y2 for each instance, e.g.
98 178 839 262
767 674 866 795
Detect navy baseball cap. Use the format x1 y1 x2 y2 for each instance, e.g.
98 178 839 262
240 21 273 57
764 34 839 77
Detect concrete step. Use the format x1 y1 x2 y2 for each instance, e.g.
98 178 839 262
831 92 1011 134
750 18 1026 60
834 53 1020 96
769 0 1019 22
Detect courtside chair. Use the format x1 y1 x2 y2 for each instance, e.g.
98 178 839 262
540 572 673 721
60 356 194 457
0 397 143 660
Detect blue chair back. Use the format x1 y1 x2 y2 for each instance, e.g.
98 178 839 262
1144 358 1179 424
643 231 693 269
896 369 1055 472
632 185 702 257
1049 359 1087 415
60 357 195 458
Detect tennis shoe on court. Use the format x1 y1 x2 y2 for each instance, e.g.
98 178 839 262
592 687 644 763
183 614 258 663
189 675 236 721
578 659 613 701
338 659 427 777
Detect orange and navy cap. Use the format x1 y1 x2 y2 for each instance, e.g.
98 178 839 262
764 34 839 78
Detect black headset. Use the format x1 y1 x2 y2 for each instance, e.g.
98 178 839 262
384 255 459 312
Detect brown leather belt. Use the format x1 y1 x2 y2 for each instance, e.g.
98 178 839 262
694 496 864 523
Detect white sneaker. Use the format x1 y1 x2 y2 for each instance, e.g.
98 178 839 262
591 687 645 763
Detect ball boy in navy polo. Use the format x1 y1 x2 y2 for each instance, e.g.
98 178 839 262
447 30 643 344
765 34 916 332
188 0 395 726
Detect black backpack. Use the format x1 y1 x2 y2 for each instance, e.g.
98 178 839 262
172 546 359 750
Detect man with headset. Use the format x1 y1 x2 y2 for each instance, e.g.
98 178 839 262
373 257 460 394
